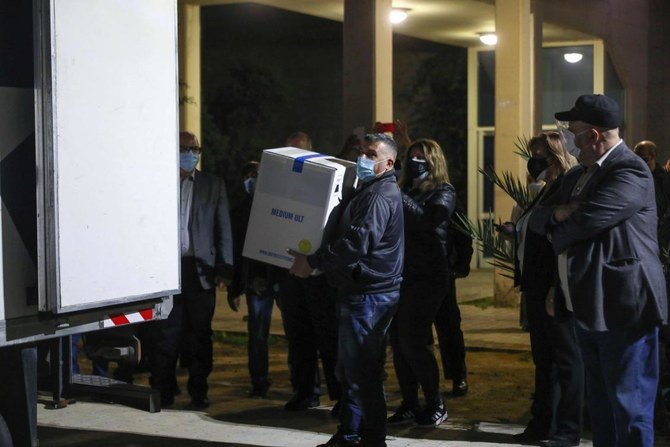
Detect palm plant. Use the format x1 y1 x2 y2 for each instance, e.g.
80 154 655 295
478 167 531 212
513 135 532 160
457 135 533 274
452 212 515 279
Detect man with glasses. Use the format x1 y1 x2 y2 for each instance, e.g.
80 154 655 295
290 133 404 447
530 95 667 447
147 131 233 409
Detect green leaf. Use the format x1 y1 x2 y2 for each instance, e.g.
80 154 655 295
453 213 515 274
513 135 532 160
479 167 531 211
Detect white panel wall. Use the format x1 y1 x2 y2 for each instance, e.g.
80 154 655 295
48 0 180 311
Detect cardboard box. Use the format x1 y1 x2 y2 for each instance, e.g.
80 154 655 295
243 148 357 269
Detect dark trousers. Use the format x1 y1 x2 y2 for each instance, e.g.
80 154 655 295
146 257 215 400
525 299 583 439
246 293 274 388
578 325 659 447
391 276 446 408
434 276 467 382
277 273 340 400
337 291 400 447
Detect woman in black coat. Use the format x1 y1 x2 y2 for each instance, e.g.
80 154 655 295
511 132 583 445
388 139 455 427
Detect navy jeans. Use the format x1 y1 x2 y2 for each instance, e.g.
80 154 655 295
246 293 274 388
336 291 399 447
577 325 659 447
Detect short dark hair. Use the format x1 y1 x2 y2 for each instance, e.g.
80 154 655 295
285 131 312 150
364 133 397 161
242 161 259 178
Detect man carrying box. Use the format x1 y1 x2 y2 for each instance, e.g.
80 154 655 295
290 133 404 447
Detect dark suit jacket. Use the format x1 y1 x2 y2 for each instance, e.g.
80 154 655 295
228 190 280 298
189 170 234 290
515 178 562 304
529 142 667 331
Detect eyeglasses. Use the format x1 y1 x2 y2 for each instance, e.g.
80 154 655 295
180 145 201 154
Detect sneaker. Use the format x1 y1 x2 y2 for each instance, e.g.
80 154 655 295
415 403 448 427
387 404 418 425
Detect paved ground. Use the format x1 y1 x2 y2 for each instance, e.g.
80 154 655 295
34 269 601 447
211 269 530 352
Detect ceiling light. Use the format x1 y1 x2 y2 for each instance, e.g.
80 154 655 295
479 33 497 46
390 8 410 24
563 52 583 63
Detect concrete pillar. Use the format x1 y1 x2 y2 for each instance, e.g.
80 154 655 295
493 0 540 305
342 0 393 137
178 3 201 140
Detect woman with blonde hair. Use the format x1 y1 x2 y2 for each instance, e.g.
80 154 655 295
388 138 455 427
512 131 582 446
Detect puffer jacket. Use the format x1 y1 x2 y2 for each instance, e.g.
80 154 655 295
307 170 404 296
401 182 456 278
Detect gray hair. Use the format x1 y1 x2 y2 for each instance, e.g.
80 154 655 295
364 133 397 161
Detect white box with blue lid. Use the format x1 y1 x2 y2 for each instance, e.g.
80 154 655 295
242 147 358 269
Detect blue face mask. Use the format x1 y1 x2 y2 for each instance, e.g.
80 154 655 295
180 151 199 172
356 156 385 182
243 177 256 195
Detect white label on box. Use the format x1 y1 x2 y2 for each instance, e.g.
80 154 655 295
242 148 355 269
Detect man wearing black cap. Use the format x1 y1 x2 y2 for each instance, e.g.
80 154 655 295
529 94 667 447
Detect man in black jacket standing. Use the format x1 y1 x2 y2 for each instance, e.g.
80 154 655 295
147 131 233 409
290 133 404 447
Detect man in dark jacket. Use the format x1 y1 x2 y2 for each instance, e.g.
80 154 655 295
147 131 233 409
228 161 281 398
290 133 404 447
530 95 667 447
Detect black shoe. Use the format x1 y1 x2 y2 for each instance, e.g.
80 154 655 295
540 437 580 447
512 429 548 444
284 393 320 411
452 379 468 397
316 434 360 447
330 400 342 418
249 382 270 398
387 404 418 425
415 403 448 427
190 396 210 409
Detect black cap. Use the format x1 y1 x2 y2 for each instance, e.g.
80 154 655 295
554 94 622 129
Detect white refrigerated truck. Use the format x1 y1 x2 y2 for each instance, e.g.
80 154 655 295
1 1 181 445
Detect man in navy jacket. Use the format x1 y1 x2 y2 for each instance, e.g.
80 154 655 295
290 133 404 447
529 95 667 447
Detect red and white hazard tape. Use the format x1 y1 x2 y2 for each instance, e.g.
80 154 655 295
101 309 154 328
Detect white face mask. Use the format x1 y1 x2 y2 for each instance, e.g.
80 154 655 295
556 120 581 159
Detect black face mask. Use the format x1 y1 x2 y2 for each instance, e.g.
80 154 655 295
408 158 429 179
527 157 549 180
